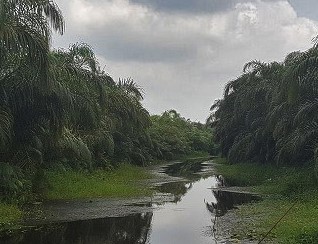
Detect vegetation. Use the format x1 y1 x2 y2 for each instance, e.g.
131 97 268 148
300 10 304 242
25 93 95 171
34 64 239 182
0 0 212 209
209 40 318 243
0 204 22 229
46 164 152 200
209 46 318 166
215 160 318 243
149 110 214 160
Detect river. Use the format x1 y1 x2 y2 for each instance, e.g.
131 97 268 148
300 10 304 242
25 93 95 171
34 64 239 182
1 160 261 244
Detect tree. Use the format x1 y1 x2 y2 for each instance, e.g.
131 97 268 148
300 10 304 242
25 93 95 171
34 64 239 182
149 110 213 159
210 44 318 166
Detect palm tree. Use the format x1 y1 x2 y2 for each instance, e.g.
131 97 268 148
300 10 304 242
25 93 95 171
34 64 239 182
210 60 284 163
210 43 318 166
0 0 64 79
0 0 64 172
47 43 153 167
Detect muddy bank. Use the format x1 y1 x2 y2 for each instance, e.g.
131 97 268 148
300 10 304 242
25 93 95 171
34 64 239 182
23 162 189 225
23 160 219 224
211 165 277 244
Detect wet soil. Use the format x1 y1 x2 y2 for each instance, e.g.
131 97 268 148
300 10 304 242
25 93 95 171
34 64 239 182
22 162 186 225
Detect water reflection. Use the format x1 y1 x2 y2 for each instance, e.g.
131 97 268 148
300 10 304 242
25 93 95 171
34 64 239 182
157 181 193 203
2 213 153 244
149 176 217 244
156 161 208 203
164 161 203 180
1 160 262 244
206 189 262 217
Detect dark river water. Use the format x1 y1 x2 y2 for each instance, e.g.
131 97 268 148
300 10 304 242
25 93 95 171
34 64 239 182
1 161 260 244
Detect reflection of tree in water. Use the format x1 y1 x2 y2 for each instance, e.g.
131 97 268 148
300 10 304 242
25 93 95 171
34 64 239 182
157 181 193 202
3 212 153 244
206 190 262 217
165 161 203 180
205 189 261 241
157 161 206 202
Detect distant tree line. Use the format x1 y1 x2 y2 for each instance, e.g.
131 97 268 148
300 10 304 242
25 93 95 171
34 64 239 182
149 110 215 160
209 44 318 167
0 0 212 199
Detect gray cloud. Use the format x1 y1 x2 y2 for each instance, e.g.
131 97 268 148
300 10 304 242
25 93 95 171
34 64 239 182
53 0 318 121
85 28 199 63
129 0 236 14
129 0 279 14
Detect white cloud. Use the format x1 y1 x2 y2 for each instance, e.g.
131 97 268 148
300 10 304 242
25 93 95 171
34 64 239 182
54 0 318 121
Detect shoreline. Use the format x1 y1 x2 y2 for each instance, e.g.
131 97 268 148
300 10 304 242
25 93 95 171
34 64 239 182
214 160 318 244
0 157 212 236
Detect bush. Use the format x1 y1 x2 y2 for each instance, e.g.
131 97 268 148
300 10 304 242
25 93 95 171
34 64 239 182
0 163 24 200
148 110 213 160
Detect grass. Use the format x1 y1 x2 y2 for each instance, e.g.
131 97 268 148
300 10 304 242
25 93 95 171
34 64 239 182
0 203 22 231
214 161 281 187
45 164 153 200
235 194 318 244
0 164 153 233
215 159 318 244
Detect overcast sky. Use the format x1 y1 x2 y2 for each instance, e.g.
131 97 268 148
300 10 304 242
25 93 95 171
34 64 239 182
53 0 318 122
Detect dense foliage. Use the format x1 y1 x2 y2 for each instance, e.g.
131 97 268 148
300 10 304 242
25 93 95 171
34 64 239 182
209 45 318 166
0 0 212 200
149 110 214 160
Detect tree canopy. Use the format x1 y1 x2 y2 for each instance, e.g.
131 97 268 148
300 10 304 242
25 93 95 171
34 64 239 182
149 110 214 160
0 0 213 199
209 45 318 166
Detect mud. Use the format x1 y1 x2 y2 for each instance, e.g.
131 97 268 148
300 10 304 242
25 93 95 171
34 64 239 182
24 162 188 225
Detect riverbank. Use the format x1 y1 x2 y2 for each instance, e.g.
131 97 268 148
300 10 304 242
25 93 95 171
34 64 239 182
0 163 153 231
0 156 213 232
46 164 153 200
1 159 229 243
0 204 22 232
214 159 318 243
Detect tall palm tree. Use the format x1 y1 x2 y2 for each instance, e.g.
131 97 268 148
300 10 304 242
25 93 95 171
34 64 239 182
0 0 64 168
0 0 64 76
210 43 318 166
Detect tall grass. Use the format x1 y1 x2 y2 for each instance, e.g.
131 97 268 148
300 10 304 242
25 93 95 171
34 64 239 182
214 160 317 196
45 164 153 200
0 204 22 230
